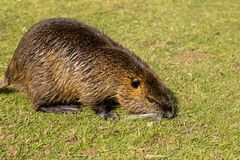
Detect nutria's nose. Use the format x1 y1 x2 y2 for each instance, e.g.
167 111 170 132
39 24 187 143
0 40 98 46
162 104 175 118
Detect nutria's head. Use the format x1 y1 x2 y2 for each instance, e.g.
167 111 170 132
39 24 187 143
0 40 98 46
116 67 175 119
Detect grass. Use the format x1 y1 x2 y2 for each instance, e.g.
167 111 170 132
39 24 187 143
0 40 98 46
0 0 240 159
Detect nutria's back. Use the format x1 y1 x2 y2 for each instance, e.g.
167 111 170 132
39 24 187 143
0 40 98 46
3 18 174 119
7 19 146 82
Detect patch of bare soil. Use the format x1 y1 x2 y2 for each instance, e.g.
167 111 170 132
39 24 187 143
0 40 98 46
81 148 97 157
232 63 240 70
65 137 81 146
7 146 17 155
173 51 212 63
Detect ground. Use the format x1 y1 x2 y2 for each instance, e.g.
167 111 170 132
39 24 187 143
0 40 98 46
0 0 239 159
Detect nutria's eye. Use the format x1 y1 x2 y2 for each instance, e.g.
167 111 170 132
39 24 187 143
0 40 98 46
131 80 140 89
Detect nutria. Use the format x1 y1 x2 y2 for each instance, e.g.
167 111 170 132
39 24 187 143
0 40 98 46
0 18 174 119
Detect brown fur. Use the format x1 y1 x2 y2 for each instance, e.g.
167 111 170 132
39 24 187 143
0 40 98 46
1 18 174 119
0 78 7 89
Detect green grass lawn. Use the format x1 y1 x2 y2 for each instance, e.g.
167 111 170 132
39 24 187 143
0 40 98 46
0 0 240 159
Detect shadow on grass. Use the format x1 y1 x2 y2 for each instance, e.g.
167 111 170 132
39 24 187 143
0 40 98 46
165 87 179 119
0 87 18 95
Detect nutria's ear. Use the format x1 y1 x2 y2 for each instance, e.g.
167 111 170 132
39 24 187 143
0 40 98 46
131 79 141 89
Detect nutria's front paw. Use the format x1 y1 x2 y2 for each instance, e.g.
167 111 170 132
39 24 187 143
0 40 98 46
98 112 119 120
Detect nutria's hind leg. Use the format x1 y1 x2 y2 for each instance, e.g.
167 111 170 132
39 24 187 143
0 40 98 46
36 104 81 114
33 99 81 114
28 82 81 114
